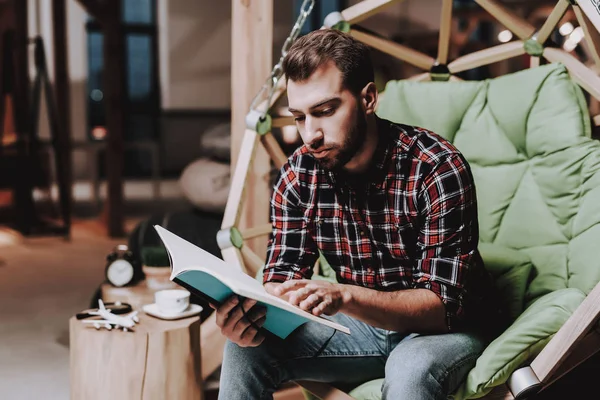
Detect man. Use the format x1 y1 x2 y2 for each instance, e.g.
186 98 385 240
214 29 500 399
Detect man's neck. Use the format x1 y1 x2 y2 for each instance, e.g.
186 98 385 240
343 115 379 174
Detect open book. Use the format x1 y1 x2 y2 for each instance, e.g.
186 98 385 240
153 225 350 339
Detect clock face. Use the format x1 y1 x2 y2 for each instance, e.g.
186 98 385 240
107 259 134 287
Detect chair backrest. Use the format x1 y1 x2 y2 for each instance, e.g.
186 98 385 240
376 63 600 306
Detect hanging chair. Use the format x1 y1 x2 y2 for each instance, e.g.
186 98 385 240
209 1 600 399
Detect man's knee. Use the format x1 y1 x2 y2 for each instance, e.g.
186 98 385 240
382 358 445 400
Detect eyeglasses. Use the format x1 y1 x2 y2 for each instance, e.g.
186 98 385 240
76 301 133 319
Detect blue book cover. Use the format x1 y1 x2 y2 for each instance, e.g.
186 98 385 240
153 225 350 339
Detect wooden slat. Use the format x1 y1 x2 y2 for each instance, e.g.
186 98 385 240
593 114 600 126
544 48 600 101
350 29 435 70
530 280 600 382
437 0 453 65
341 0 402 25
536 0 570 44
541 329 600 390
231 0 273 256
272 116 295 128
574 5 600 70
221 129 260 228
578 0 600 35
448 41 525 74
475 0 535 40
297 381 355 400
241 223 272 240
261 131 288 169
52 0 72 236
221 246 245 269
530 56 540 68
240 245 265 278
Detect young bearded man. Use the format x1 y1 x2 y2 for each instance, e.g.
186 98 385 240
214 29 501 399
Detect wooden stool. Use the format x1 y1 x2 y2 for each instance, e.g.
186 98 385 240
70 313 203 400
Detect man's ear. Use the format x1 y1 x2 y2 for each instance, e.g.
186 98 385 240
360 82 378 115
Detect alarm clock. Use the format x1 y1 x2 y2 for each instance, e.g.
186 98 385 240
105 244 143 287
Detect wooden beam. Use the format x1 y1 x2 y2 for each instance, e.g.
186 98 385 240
297 381 355 400
536 0 569 45
574 5 600 70
261 132 288 169
448 41 525 74
544 48 600 101
540 328 600 390
475 0 535 40
530 280 600 383
341 0 403 25
350 29 435 71
221 129 260 229
52 0 72 236
437 0 453 65
241 223 272 240
231 0 273 256
11 0 37 235
101 3 125 237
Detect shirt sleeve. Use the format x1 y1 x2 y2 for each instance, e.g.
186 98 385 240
413 153 479 331
263 162 318 284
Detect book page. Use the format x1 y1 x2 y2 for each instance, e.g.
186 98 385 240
154 225 351 335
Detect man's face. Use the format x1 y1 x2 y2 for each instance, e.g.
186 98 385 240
287 61 367 171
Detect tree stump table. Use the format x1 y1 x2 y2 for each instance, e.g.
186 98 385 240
70 313 203 400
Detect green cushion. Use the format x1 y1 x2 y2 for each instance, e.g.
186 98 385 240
349 63 600 399
478 243 533 323
454 288 585 399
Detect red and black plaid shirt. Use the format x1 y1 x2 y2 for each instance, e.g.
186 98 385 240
264 117 494 331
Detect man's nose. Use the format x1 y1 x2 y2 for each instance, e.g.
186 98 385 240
304 117 324 148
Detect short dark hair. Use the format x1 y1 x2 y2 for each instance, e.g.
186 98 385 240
282 29 374 95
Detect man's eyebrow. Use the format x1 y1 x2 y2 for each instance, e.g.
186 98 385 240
288 97 341 114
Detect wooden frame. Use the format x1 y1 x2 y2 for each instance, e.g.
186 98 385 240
206 0 600 398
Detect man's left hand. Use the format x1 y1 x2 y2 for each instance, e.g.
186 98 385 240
273 280 347 316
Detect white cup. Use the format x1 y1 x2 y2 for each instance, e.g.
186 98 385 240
155 289 190 315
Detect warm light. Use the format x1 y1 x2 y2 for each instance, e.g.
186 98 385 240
92 126 107 140
559 22 574 36
563 27 585 52
497 30 513 43
570 27 584 43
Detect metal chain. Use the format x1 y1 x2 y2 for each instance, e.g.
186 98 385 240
249 0 315 119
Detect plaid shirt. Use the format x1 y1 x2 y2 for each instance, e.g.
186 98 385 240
264 117 494 331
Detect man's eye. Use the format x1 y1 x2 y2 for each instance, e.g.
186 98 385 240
317 109 334 116
294 116 305 122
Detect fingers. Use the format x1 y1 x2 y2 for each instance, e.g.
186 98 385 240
312 295 333 316
238 315 267 347
299 293 321 311
232 304 267 338
223 298 257 332
215 296 240 328
274 279 310 296
217 297 268 347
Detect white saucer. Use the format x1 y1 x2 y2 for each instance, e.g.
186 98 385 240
142 303 203 320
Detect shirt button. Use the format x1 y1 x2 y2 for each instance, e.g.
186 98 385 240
366 267 374 274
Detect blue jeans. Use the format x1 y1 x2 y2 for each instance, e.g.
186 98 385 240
218 313 487 400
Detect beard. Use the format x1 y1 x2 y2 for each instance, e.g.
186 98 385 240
312 102 367 171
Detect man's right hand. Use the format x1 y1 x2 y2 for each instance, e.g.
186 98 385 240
212 296 267 347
